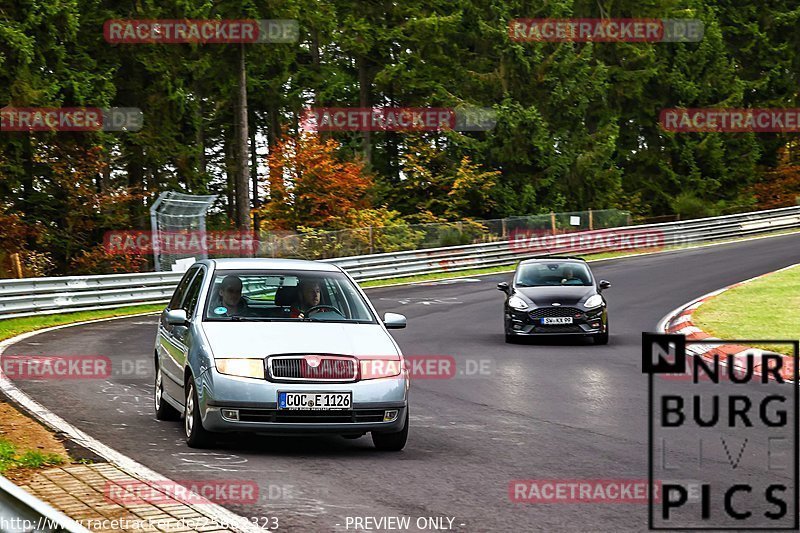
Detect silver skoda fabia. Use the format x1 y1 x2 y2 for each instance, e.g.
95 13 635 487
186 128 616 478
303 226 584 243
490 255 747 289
154 258 409 450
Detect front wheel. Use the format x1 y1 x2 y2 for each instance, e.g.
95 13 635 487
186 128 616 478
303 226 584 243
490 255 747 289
184 380 213 448
372 411 409 451
593 321 609 345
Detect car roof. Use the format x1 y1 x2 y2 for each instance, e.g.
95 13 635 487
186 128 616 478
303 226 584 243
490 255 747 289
517 256 587 266
204 258 342 272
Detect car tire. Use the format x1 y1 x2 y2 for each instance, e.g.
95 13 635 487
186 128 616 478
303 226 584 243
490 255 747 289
594 322 609 345
505 332 517 344
372 411 409 451
184 379 213 448
154 365 181 421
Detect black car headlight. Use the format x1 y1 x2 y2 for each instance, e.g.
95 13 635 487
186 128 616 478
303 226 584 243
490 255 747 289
508 295 529 311
584 294 603 309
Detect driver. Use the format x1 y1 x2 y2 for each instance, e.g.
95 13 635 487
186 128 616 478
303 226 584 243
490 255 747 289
217 275 249 316
560 266 583 285
290 279 322 318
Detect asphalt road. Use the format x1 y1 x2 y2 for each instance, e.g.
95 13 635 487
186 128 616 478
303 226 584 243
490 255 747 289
5 234 800 532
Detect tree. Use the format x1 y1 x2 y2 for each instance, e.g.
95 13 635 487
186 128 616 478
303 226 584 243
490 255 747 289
259 131 373 229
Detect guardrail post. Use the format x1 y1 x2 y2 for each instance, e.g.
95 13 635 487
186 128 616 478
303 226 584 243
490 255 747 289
550 212 556 235
589 209 593 231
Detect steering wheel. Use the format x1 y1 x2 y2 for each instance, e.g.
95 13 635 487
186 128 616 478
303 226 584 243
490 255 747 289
305 304 344 317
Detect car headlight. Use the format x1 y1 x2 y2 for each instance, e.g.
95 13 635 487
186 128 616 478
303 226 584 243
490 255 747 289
215 358 265 379
360 358 403 380
508 295 529 311
584 294 603 309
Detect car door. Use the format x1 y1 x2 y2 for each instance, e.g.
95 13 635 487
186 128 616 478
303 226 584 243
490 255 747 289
158 266 200 401
168 266 206 400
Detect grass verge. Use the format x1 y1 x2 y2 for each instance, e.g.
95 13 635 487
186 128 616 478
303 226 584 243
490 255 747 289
692 264 800 355
0 438 64 473
0 303 165 343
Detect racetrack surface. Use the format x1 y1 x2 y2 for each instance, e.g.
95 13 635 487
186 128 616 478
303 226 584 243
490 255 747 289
5 234 800 532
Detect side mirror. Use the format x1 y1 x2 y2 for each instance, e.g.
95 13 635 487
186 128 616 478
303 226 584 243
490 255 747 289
383 312 407 329
166 309 189 326
598 280 611 291
497 282 510 294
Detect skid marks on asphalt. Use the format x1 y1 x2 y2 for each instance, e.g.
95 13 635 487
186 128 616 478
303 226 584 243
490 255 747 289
100 382 151 417
173 451 250 472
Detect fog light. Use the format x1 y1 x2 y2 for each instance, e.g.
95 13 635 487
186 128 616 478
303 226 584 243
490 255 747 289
591 322 601 328
513 324 523 330
384 410 399 422
221 409 239 421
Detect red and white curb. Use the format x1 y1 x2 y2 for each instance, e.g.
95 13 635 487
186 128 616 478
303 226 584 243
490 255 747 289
657 264 798 381
0 313 260 533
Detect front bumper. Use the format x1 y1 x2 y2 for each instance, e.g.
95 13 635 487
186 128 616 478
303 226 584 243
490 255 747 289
505 306 606 336
196 370 408 434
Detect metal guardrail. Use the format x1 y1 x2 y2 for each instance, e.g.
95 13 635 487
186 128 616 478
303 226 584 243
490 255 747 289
0 475 91 532
1 206 799 319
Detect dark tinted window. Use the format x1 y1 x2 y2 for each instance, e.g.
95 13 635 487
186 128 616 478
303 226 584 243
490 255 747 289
515 262 593 287
168 266 199 309
182 268 206 317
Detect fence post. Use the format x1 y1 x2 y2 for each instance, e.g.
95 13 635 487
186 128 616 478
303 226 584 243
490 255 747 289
588 208 593 230
550 212 556 235
368 226 374 254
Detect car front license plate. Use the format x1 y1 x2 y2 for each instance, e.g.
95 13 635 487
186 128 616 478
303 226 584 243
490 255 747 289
542 317 573 325
278 392 352 410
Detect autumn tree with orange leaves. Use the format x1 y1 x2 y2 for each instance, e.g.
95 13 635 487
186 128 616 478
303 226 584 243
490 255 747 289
260 132 373 230
751 143 800 209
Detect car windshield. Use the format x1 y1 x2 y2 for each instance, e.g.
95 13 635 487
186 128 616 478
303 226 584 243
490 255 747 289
203 269 376 323
515 262 593 287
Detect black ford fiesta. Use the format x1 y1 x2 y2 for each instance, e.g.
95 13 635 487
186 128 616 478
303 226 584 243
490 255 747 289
498 257 610 344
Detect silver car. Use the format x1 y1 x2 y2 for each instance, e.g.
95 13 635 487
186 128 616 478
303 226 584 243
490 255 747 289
154 258 409 450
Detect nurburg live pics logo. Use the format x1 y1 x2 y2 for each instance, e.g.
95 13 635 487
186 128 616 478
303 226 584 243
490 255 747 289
642 332 799 530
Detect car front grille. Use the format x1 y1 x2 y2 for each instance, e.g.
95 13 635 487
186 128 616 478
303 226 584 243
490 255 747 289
529 307 582 319
268 356 357 382
238 408 385 423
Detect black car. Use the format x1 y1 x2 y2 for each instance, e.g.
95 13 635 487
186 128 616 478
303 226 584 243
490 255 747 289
498 257 610 344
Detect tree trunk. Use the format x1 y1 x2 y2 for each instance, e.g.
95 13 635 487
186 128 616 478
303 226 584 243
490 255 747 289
358 55 372 167
235 43 251 230
250 109 260 230
224 128 235 221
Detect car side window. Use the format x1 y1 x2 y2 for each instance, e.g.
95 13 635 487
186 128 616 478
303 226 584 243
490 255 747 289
182 268 206 318
168 267 199 309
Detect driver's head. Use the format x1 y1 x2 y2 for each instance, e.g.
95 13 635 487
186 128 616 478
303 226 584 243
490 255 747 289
219 275 243 307
563 266 574 279
299 279 321 308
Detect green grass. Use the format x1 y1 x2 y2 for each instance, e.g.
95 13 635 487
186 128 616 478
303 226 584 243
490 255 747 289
0 439 64 473
0 304 164 343
692 264 800 355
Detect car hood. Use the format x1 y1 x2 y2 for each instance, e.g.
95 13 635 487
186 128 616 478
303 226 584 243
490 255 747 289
200 321 400 359
514 286 595 306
